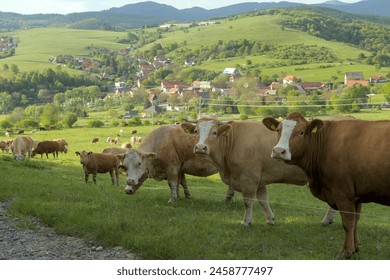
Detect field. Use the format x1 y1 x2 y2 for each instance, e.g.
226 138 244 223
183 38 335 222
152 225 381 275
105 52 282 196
1 110 389 260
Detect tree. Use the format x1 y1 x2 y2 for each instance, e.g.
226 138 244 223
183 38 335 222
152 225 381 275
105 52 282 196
62 113 78 128
9 107 25 124
41 103 60 127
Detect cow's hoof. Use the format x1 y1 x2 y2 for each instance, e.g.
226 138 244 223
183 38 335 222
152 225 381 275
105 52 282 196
321 219 333 226
336 249 356 260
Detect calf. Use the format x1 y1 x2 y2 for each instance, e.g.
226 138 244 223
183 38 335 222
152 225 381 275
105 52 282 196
75 151 120 186
0 140 11 153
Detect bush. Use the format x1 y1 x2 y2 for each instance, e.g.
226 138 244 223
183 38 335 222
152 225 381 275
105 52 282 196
17 119 40 129
0 119 13 129
239 114 248 120
62 113 78 128
89 120 105 128
110 120 119 127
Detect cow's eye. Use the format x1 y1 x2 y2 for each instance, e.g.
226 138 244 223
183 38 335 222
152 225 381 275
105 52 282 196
138 162 141 166
299 131 304 136
194 129 198 134
212 131 218 136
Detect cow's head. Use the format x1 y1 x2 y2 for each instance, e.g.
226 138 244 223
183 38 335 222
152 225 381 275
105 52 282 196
262 112 324 162
75 150 92 165
181 118 232 156
117 150 157 195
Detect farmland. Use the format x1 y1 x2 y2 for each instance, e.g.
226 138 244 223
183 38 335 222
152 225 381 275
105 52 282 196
0 110 389 260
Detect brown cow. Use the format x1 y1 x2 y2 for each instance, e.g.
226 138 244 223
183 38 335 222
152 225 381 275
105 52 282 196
117 125 232 203
121 142 132 149
75 151 120 186
11 136 34 161
91 137 99 143
130 136 142 146
263 112 390 259
32 140 67 158
0 140 12 153
181 117 311 226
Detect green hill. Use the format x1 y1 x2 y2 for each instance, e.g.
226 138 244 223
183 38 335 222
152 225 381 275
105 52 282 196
1 9 389 82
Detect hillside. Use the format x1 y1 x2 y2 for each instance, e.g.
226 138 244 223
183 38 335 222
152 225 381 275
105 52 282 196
0 0 389 31
1 9 388 86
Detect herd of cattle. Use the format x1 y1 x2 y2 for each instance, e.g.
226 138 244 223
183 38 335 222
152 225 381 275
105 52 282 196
1 112 389 259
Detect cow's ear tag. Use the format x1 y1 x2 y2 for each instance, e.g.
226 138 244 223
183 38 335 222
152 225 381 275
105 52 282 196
271 124 277 131
311 126 318 133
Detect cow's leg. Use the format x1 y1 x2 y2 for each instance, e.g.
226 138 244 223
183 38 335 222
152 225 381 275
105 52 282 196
321 207 338 226
167 175 179 203
242 190 256 226
354 203 362 252
223 186 235 203
92 172 97 184
109 170 115 185
337 203 357 259
84 173 89 183
114 169 119 186
256 186 275 225
179 173 191 199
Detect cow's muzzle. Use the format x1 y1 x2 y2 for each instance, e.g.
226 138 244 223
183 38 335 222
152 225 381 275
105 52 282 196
194 143 209 155
272 147 287 160
124 185 135 195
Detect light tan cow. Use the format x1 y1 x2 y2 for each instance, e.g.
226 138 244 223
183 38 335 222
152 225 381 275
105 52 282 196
11 136 34 161
118 125 233 203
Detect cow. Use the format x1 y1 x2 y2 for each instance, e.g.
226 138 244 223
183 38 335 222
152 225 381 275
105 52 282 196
181 117 317 226
0 140 11 153
75 151 120 186
131 130 137 135
117 125 232 203
262 111 390 259
120 142 132 149
32 140 67 158
91 137 99 143
17 129 24 135
130 136 142 146
11 136 34 161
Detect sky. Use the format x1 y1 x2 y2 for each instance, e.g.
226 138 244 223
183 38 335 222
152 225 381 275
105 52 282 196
0 0 362 15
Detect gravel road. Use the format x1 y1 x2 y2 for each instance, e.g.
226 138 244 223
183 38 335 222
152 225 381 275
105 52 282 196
0 199 138 260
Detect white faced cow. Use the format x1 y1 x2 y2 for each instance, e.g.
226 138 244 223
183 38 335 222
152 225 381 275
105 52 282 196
117 125 234 203
263 112 390 259
181 118 316 226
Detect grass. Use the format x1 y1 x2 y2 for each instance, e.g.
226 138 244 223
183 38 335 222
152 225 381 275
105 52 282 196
0 111 389 260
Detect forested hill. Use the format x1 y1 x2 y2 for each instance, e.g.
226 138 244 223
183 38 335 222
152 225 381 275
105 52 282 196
0 0 389 31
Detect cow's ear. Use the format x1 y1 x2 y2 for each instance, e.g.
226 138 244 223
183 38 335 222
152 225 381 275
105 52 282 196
145 152 157 160
117 153 126 161
180 123 195 134
262 118 280 131
219 124 232 136
118 165 127 173
75 151 80 156
87 151 93 155
309 119 324 134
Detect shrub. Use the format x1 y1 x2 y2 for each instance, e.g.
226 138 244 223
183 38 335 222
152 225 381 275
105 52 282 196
89 120 105 128
62 113 78 128
17 119 40 129
0 119 13 129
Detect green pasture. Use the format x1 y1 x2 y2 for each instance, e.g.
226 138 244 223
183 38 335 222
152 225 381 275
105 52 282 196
0 111 389 260
1 28 127 73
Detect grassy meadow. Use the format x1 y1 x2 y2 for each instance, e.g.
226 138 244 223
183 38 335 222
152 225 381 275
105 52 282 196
0 110 389 260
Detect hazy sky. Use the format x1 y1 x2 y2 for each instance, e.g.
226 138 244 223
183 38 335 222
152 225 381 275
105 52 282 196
1 0 361 15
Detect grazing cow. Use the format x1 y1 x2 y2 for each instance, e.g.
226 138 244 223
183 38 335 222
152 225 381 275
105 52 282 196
91 137 99 143
262 112 390 259
181 117 316 226
32 140 67 158
120 142 132 149
113 135 120 144
5 132 10 137
117 125 231 203
11 136 34 161
130 136 142 146
131 130 137 134
75 151 120 186
39 127 46 131
17 129 25 135
0 140 11 153
106 137 112 143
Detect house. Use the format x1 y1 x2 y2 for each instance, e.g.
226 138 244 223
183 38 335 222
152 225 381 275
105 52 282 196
344 72 364 85
370 76 387 83
161 81 191 94
346 80 370 87
298 82 329 92
283 76 299 85
192 80 211 89
223 68 242 76
141 105 164 118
